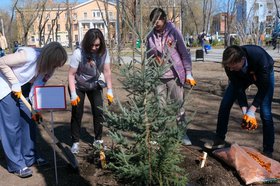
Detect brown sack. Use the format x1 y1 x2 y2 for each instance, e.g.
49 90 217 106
213 143 280 185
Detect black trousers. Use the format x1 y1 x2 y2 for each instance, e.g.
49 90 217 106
70 87 104 143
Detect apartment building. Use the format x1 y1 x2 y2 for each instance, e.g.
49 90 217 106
16 0 117 47
212 0 279 36
236 0 279 34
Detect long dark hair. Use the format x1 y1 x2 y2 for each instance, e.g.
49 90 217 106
149 8 167 23
81 28 106 56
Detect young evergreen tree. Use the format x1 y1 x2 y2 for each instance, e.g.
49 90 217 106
103 53 189 185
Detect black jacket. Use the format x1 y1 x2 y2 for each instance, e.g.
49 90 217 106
225 45 274 108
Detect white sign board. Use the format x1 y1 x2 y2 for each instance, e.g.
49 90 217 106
34 86 66 110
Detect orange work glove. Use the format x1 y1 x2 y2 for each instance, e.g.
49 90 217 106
185 74 197 86
70 92 80 106
106 89 113 105
32 112 43 124
241 110 258 130
11 83 22 99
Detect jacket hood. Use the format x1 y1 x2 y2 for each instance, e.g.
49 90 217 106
154 21 174 37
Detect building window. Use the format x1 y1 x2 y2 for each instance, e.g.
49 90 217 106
93 23 104 29
40 36 45 43
83 23 90 29
57 24 60 31
267 3 273 10
31 36 35 42
109 12 113 19
75 35 78 41
57 35 61 42
254 3 259 12
93 11 101 18
74 24 78 31
73 13 77 20
84 12 87 19
47 24 51 31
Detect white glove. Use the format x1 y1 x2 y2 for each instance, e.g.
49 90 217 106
11 83 22 99
11 83 21 92
70 91 80 106
185 74 197 86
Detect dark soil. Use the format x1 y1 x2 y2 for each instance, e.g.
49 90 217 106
0 60 279 186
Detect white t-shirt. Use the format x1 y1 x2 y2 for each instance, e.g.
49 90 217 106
0 47 38 100
69 48 110 69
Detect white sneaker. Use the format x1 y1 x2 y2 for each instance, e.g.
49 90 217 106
71 142 79 154
93 140 103 147
182 134 192 146
204 137 225 149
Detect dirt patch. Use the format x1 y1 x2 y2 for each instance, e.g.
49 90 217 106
0 60 279 186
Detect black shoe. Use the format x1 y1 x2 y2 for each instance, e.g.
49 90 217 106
28 157 48 167
14 167 32 178
35 157 48 166
204 137 225 150
273 46 276 50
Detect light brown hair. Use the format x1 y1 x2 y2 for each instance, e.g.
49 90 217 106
36 42 67 75
222 45 245 67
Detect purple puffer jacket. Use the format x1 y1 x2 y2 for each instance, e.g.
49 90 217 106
146 21 192 85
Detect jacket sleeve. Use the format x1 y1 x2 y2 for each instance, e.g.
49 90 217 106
252 64 272 108
242 46 274 108
146 36 157 59
0 50 29 85
226 70 248 107
174 28 192 73
237 89 248 108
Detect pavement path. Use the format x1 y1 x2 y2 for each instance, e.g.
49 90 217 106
65 46 280 64
91 46 280 64
195 47 280 62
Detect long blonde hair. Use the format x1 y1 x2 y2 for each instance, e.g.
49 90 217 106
36 42 67 75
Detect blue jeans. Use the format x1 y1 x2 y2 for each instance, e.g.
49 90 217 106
201 40 208 54
216 70 274 153
0 93 36 172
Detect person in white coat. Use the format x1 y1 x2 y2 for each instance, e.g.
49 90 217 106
0 42 67 178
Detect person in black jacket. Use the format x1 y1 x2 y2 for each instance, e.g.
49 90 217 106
205 45 275 158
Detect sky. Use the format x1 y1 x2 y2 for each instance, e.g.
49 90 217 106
1 0 12 10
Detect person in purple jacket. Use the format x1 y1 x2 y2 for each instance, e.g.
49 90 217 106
146 8 196 146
